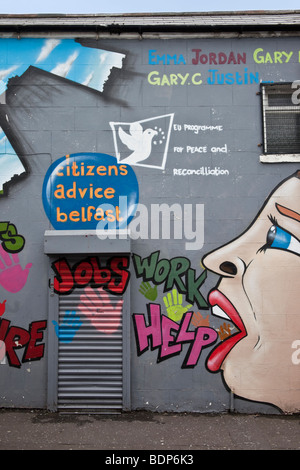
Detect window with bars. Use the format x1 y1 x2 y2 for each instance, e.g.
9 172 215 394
261 82 300 158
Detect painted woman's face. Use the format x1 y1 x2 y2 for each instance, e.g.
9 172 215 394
202 173 300 412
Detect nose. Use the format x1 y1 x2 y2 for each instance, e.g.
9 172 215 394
219 261 238 275
202 241 246 278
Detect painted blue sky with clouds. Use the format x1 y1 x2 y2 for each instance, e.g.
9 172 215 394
0 38 124 92
0 38 125 190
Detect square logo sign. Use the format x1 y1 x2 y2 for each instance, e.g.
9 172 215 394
110 113 174 170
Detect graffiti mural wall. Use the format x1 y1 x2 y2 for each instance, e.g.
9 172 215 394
202 172 300 413
0 29 299 413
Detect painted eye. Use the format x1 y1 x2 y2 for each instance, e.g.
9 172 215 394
266 225 300 255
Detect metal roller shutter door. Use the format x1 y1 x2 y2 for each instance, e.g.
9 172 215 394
56 260 126 413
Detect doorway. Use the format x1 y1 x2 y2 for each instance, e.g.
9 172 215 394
46 245 131 413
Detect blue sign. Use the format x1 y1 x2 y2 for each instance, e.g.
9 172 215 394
42 153 139 230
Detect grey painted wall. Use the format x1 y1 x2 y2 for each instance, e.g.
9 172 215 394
0 35 299 414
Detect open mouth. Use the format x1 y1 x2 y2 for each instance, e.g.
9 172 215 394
206 289 247 372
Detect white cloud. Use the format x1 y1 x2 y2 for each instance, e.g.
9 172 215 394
0 65 19 81
82 71 94 86
99 52 108 64
51 50 79 78
36 39 61 63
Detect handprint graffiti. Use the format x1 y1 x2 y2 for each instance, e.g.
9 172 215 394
52 310 82 343
163 289 193 322
0 245 32 293
216 322 235 341
191 311 209 328
139 281 158 301
53 288 124 343
78 286 123 335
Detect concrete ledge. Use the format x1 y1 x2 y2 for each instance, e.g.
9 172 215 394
44 230 131 254
260 154 300 163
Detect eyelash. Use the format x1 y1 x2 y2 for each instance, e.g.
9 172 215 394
258 215 275 253
268 214 278 226
258 214 300 256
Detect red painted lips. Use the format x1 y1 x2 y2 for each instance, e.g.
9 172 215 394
206 289 247 372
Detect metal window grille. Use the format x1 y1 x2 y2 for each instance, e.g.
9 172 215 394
57 288 124 412
261 83 300 155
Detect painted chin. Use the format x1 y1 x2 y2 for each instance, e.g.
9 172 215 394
206 289 247 372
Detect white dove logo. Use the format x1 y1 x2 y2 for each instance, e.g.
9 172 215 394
110 113 174 170
118 121 158 165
